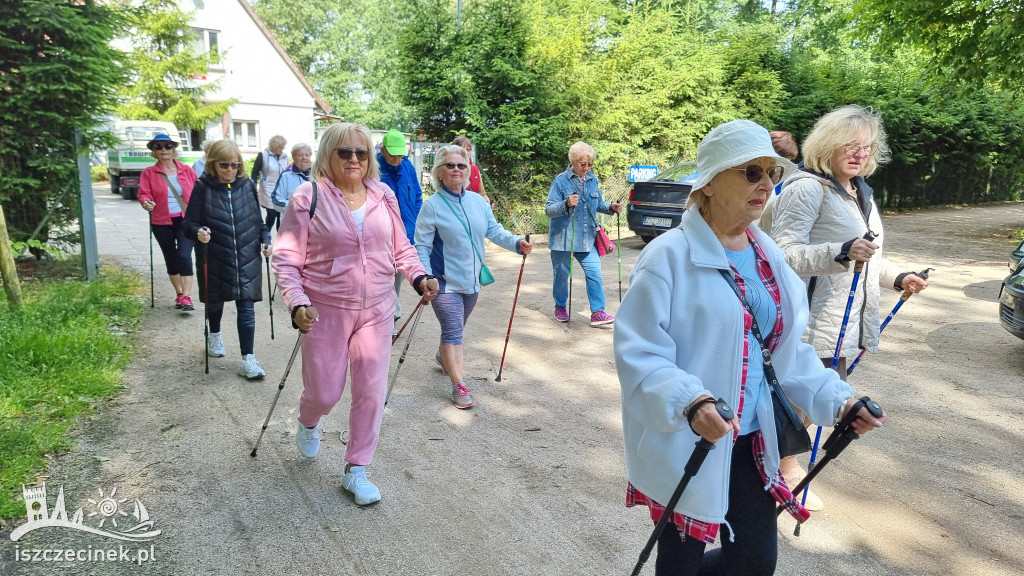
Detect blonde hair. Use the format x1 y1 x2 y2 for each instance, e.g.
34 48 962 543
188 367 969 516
203 140 244 179
802 105 890 178
568 141 596 164
311 123 379 184
431 145 470 191
268 134 287 149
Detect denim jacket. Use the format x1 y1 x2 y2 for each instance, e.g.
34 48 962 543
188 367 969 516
545 165 612 252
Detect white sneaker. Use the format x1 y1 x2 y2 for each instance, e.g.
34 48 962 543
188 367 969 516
238 354 266 379
342 465 381 505
393 318 400 337
207 332 226 357
295 420 320 458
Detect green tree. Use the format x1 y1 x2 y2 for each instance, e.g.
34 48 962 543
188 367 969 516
0 0 126 269
855 0 1024 91
254 0 416 130
117 0 232 129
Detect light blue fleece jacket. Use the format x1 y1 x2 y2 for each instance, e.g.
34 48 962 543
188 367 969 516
614 208 854 525
415 186 523 294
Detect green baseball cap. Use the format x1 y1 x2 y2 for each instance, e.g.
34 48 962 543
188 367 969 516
382 129 407 156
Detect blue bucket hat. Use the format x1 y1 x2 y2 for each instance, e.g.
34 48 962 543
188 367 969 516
147 133 179 150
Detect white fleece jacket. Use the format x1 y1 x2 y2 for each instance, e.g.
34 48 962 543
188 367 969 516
614 208 854 524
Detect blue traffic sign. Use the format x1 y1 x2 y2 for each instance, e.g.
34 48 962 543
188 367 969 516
628 165 658 182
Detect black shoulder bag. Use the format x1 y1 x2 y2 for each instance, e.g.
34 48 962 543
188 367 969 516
718 268 811 457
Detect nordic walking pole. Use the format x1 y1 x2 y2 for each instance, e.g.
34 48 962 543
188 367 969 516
148 212 154 308
631 399 734 576
496 234 530 382
392 299 424 345
800 231 876 509
385 300 426 404
568 206 575 323
250 305 318 457
616 209 623 303
265 255 275 340
781 396 884 536
202 233 209 375
847 267 934 376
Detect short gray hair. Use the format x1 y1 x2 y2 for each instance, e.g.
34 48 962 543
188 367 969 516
290 142 312 157
431 145 470 191
568 141 595 164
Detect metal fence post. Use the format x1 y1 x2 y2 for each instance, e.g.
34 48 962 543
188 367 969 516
76 129 100 280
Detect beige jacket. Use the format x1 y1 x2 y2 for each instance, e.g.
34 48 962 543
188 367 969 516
761 171 903 358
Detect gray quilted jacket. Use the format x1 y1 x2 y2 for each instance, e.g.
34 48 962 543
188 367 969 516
761 171 903 358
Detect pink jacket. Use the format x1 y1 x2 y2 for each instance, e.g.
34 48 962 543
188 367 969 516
138 161 198 225
272 177 427 311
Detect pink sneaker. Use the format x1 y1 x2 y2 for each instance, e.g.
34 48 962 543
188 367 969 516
179 295 195 311
174 294 184 309
554 306 569 322
590 310 615 326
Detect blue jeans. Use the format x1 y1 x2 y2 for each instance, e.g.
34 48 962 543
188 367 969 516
207 300 256 356
550 247 606 312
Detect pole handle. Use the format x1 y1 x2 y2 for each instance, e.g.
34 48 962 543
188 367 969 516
305 305 319 321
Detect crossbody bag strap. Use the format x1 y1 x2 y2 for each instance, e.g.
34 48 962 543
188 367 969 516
309 181 318 220
159 172 187 216
437 191 485 262
717 268 806 431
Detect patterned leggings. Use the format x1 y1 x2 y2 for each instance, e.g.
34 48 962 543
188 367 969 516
431 292 479 345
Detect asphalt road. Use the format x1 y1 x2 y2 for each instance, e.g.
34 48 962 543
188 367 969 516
1 187 1022 575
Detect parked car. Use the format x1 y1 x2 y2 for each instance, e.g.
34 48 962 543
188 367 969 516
626 161 698 244
999 258 1024 341
1009 237 1024 270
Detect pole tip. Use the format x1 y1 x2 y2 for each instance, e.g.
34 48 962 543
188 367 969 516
495 374 502 382
794 525 801 537
249 449 257 457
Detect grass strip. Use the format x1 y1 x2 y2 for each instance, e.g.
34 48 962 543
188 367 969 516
0 262 143 521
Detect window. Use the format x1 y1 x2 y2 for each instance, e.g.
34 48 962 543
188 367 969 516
232 121 259 149
191 28 221 66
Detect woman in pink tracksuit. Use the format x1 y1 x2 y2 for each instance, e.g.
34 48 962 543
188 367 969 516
272 123 439 506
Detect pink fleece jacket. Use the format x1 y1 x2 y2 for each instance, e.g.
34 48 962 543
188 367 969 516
272 177 426 311
137 161 198 225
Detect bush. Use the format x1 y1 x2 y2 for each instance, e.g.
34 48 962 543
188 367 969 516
90 165 109 182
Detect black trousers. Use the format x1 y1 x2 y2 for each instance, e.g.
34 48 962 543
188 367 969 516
151 216 194 277
655 433 778 576
264 207 280 232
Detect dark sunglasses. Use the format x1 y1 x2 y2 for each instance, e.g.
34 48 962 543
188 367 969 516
334 147 368 161
444 163 468 170
731 165 784 185
152 143 177 151
217 161 242 169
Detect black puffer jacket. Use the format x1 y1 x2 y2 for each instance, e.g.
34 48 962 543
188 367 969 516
184 174 270 303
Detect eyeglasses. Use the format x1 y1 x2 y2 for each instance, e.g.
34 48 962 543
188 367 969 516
334 147 368 161
152 143 177 151
444 163 468 170
217 161 242 169
730 165 784 185
843 143 874 157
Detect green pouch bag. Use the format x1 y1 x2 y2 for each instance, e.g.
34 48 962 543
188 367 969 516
479 264 495 286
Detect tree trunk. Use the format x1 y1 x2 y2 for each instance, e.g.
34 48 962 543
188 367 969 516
0 203 25 312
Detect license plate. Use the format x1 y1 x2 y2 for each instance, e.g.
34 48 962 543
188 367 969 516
642 216 672 227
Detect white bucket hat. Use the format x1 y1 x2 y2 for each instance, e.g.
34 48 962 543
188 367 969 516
691 119 798 192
